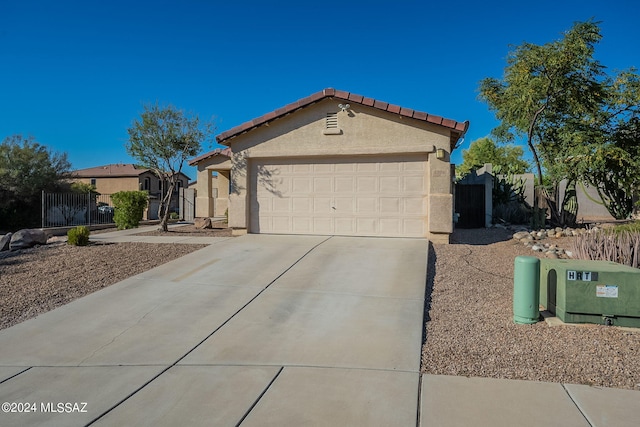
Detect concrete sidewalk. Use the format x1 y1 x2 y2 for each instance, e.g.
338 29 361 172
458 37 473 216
0 233 638 426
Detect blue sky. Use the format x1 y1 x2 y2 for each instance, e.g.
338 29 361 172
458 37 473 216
1 0 638 181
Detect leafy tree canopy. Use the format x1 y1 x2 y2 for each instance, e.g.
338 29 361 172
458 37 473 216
126 103 215 231
0 135 71 230
456 137 530 178
479 20 640 221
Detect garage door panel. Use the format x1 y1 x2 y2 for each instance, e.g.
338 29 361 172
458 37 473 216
272 217 291 233
272 197 291 212
251 156 428 237
292 177 312 193
292 198 311 213
380 218 401 234
357 177 377 192
403 176 425 192
313 163 333 174
335 218 355 234
356 218 378 234
380 197 400 214
314 197 332 214
292 217 312 233
313 218 333 234
335 163 356 173
335 177 355 193
292 164 311 173
313 177 333 192
380 162 401 172
334 197 354 212
357 198 377 213
380 176 400 192
357 163 377 172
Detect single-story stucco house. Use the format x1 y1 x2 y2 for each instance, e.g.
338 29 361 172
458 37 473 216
189 88 469 243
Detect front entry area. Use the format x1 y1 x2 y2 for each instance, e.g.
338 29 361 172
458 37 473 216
249 155 429 237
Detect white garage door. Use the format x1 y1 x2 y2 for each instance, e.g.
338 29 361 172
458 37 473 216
250 155 429 237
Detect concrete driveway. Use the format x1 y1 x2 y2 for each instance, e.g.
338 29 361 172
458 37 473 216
0 234 428 426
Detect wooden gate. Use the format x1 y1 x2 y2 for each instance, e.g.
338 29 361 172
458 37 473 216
455 184 485 228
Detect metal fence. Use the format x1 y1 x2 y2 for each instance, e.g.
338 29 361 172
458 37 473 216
42 191 116 228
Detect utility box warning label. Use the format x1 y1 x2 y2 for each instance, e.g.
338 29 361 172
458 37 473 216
567 271 599 281
596 285 618 298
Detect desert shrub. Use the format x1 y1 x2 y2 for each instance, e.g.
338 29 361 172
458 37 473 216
571 228 640 269
67 226 90 246
492 171 531 225
111 191 148 230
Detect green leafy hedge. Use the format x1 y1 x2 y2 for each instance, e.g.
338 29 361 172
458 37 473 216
111 191 148 230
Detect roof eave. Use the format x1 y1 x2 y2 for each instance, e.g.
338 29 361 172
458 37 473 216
215 88 469 145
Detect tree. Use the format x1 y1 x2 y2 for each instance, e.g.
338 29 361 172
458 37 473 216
478 20 611 225
126 104 214 231
456 137 530 178
0 135 71 230
578 71 640 219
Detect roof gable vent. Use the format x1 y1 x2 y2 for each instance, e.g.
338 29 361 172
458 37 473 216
323 112 342 135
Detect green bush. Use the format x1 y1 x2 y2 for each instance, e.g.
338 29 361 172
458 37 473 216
169 212 180 220
67 226 90 246
111 191 148 230
611 221 640 234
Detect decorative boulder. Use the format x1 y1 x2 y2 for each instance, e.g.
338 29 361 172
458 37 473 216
0 233 12 252
195 217 212 229
9 229 48 251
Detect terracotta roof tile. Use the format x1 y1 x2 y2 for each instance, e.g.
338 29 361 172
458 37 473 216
347 93 364 103
413 111 428 121
426 115 443 125
362 97 375 107
386 104 401 114
213 88 469 145
373 100 389 110
400 107 414 118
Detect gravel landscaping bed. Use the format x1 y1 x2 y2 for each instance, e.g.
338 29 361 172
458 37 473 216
0 241 207 330
422 228 640 391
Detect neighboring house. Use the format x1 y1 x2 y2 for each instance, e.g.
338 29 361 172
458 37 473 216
189 88 469 243
71 164 190 220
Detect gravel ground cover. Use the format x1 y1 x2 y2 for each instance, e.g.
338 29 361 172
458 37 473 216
0 241 207 330
422 228 640 391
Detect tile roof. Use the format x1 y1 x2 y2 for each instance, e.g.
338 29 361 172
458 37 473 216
72 163 190 180
72 164 149 178
187 147 232 166
215 88 469 144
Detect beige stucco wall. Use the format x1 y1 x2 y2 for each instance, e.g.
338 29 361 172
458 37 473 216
194 158 228 218
75 176 140 195
220 99 454 239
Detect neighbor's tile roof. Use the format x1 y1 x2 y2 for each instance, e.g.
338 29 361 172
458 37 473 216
215 88 469 144
188 147 232 166
72 164 149 178
73 163 191 180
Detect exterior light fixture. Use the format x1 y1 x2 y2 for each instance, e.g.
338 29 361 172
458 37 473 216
436 148 446 160
338 103 350 112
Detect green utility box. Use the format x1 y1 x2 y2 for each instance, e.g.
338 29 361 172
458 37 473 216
539 259 640 327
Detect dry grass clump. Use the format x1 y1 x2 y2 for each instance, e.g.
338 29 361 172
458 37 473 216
571 223 640 268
